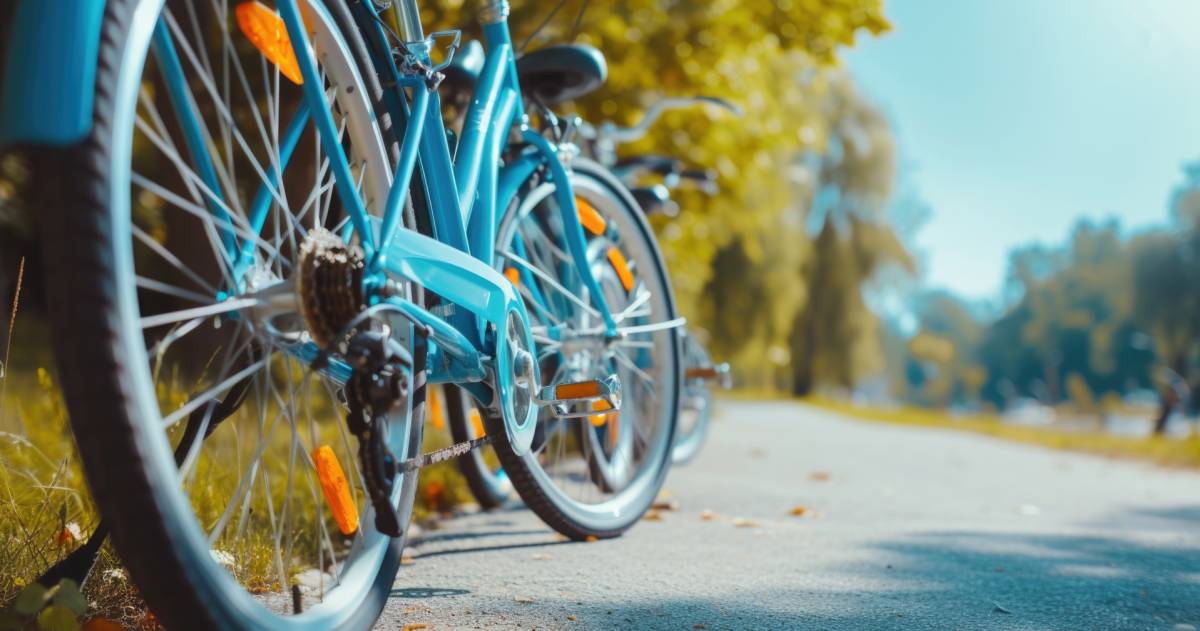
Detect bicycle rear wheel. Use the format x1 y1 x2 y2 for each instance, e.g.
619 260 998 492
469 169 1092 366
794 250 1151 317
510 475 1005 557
487 159 681 540
37 1 420 629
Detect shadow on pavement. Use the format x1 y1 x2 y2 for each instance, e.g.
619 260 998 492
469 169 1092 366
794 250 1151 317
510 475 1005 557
413 538 574 560
410 528 548 546
501 506 1200 630
389 587 471 599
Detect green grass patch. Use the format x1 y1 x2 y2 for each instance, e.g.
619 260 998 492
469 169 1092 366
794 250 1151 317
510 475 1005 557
0 361 476 628
806 396 1200 468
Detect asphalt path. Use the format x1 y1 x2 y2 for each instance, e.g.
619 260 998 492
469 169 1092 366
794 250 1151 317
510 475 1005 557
380 400 1200 630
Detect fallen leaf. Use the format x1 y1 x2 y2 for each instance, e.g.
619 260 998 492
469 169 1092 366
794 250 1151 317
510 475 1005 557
789 505 809 517
567 614 578 621
54 522 81 547
699 510 717 521
555 534 570 542
652 499 680 511
642 510 663 522
402 624 428 631
515 596 535 604
732 517 757 528
809 471 830 482
585 535 599 543
992 602 1011 614
400 547 417 565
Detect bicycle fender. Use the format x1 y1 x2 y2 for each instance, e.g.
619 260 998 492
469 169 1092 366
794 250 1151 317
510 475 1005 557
0 0 107 147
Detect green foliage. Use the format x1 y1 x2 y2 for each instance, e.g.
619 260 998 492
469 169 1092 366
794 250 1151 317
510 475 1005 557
2 579 87 631
891 161 1200 412
420 0 896 391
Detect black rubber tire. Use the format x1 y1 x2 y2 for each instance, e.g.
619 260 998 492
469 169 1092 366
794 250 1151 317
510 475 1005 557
487 159 681 541
35 2 422 629
445 384 511 510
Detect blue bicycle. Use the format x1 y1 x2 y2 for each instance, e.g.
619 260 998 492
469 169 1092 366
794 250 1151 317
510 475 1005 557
1 1 681 628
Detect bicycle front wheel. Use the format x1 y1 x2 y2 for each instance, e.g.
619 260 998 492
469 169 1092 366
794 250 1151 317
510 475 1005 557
37 1 421 629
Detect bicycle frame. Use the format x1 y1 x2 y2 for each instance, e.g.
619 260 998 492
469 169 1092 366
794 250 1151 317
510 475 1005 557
0 0 620 446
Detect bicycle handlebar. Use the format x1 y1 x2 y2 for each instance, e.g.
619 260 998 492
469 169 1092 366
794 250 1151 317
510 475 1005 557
599 95 742 145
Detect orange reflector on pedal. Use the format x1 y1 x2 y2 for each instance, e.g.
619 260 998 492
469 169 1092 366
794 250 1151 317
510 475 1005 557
504 267 521 287
576 197 607 235
236 1 304 85
606 247 635 291
589 399 612 427
313 445 358 536
556 380 602 400
470 408 486 437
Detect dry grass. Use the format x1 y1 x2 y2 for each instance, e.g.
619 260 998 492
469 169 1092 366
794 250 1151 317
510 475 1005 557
806 396 1200 469
1 322 474 627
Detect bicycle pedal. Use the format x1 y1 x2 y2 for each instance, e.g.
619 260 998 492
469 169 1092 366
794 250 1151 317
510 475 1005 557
685 363 732 389
536 375 622 419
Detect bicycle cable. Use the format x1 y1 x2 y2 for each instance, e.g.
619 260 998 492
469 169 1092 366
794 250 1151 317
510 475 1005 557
518 0 569 53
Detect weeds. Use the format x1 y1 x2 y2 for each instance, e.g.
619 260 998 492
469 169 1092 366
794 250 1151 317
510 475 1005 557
0 326 476 628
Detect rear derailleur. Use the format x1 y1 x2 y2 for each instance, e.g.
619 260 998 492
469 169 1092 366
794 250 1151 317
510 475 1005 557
342 326 414 538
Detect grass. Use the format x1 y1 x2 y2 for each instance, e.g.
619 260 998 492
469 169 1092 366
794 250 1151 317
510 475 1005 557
0 364 478 628
0 304 476 627
805 396 1200 469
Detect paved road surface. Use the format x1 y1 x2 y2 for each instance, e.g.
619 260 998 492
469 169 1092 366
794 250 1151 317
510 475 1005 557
380 400 1200 630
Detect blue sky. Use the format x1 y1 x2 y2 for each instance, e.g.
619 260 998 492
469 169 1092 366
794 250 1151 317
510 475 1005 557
843 0 1200 301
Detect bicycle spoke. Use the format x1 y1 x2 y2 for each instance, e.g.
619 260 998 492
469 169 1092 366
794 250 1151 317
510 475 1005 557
500 249 602 319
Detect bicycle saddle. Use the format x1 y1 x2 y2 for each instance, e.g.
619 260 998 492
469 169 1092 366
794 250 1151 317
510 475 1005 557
517 44 607 105
442 39 485 93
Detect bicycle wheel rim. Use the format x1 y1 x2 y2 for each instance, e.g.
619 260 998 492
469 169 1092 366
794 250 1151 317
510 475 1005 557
98 1 413 626
497 163 680 532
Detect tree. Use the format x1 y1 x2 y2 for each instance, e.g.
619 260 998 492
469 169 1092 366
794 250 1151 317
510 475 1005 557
420 1 892 389
787 74 913 395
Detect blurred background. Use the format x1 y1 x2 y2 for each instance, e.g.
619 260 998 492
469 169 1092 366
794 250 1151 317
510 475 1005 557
3 0 1200 624
5 0 1200 434
5 0 1200 439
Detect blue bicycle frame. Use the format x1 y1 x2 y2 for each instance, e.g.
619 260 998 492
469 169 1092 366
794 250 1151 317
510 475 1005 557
0 0 618 435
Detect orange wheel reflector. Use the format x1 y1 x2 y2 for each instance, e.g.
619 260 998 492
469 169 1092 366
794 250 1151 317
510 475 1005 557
606 247 635 291
313 445 358 536
469 408 486 437
504 267 521 287
576 197 607 235
556 380 602 400
429 386 445 430
236 1 304 85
